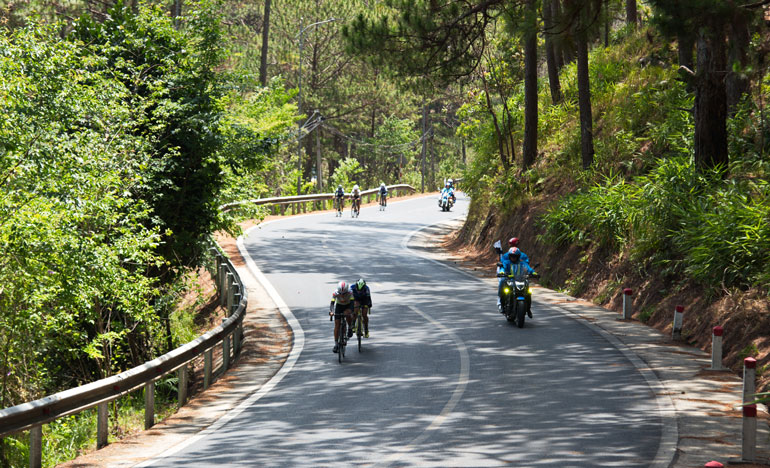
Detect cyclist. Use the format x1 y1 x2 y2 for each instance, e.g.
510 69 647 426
350 278 372 338
329 281 354 353
350 184 362 212
378 183 388 207
334 185 345 213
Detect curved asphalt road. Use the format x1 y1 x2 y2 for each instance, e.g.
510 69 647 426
143 194 662 467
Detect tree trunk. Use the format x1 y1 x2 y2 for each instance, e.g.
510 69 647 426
726 10 750 116
259 0 272 86
552 0 565 71
695 22 728 171
481 72 510 169
626 0 637 28
522 0 538 169
543 0 563 104
576 30 595 169
421 103 427 192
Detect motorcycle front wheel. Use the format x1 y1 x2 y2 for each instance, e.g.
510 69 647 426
515 299 526 328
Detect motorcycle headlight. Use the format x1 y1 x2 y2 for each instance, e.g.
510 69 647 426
503 287 510 294
528 288 533 295
515 281 526 288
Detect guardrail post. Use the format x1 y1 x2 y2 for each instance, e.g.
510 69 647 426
710 326 725 370
291 204 296 215
672 305 684 340
97 401 109 448
226 272 234 316
219 264 228 307
622 288 633 319
204 349 213 389
178 366 188 407
222 318 230 371
29 425 42 468
743 357 756 404
280 204 286 215
144 381 155 429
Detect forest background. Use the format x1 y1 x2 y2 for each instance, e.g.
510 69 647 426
1 0 770 466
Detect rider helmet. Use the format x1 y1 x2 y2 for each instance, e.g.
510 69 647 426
353 184 359 190
508 247 521 263
336 281 348 295
337 184 342 190
356 278 366 289
448 178 453 185
508 237 519 247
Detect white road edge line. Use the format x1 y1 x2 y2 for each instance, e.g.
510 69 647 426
373 305 471 468
133 227 305 466
403 219 678 468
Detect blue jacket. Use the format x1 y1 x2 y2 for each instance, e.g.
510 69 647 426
351 284 372 307
335 188 344 197
379 186 388 195
498 250 534 276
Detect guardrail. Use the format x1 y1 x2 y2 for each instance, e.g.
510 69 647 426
0 244 246 468
0 183 419 468
220 184 417 214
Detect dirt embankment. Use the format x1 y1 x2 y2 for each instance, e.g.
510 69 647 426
447 196 770 395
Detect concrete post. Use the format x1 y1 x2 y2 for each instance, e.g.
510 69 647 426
177 365 188 407
622 288 633 320
744 357 757 404
710 326 724 370
29 425 42 468
97 401 109 448
742 404 757 461
144 381 155 429
672 305 684 340
204 349 212 389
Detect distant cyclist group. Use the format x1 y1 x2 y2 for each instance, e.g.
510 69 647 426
333 183 389 217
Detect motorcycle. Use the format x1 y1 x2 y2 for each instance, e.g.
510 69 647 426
497 267 534 328
439 193 453 211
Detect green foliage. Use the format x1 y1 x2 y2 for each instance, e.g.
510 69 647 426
72 0 230 275
331 158 364 190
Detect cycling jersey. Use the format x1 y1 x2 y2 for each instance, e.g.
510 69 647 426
351 189 361 198
351 283 372 307
379 187 388 195
335 188 344 198
331 287 353 306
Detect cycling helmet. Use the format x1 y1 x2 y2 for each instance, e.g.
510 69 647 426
380 183 385 188
353 184 359 190
356 278 366 289
508 247 521 262
508 237 519 247
337 184 342 189
336 281 347 295
448 178 453 184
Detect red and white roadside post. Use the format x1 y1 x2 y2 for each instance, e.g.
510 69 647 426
622 288 633 320
742 357 757 461
709 326 725 370
672 305 684 340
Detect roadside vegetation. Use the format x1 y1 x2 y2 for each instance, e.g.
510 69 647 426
2 0 770 465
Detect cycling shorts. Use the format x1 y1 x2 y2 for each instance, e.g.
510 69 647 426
334 302 354 319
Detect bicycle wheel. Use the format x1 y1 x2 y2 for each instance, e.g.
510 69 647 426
338 322 345 363
356 315 362 352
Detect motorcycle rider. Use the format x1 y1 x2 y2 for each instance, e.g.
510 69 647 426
329 281 355 353
351 278 372 338
378 183 388 206
495 239 537 317
438 182 455 206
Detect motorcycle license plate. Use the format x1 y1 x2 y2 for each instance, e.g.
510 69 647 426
517 296 525 300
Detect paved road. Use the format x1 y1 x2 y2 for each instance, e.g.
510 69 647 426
142 194 663 467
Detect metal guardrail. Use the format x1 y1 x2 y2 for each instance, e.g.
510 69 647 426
0 245 246 468
0 183 419 468
220 184 417 213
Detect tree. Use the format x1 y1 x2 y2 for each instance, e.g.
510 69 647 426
260 0 273 86
649 0 743 171
543 0 563 104
343 0 541 171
